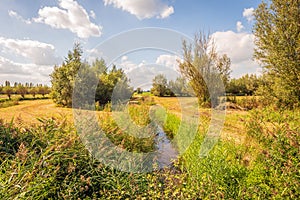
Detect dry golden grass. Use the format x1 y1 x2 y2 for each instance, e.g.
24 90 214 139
0 99 73 125
0 97 249 145
153 96 249 144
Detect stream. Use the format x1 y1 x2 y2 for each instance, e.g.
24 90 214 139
155 127 178 168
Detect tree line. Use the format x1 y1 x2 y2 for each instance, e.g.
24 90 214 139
150 75 192 97
151 73 262 98
0 81 50 100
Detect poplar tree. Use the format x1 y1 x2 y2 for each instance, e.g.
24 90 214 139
254 0 300 106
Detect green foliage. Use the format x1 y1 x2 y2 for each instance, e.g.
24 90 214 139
96 65 133 106
245 107 300 198
50 44 132 108
99 105 155 153
151 75 192 97
227 74 261 96
3 86 14 99
151 74 168 97
254 0 300 107
29 87 37 98
0 118 149 199
0 82 50 101
16 84 27 98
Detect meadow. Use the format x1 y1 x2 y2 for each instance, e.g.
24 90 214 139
0 97 299 199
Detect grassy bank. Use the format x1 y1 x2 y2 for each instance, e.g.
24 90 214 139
0 99 299 199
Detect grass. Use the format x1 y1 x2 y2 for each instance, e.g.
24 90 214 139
0 94 49 101
0 98 299 199
0 100 19 108
0 94 50 109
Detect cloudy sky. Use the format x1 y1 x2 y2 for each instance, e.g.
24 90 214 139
0 0 261 87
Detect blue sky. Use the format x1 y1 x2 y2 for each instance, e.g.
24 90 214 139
0 0 262 86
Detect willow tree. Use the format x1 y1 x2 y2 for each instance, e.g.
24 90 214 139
179 32 231 107
254 0 300 107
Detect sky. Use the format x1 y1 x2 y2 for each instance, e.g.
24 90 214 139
0 0 262 88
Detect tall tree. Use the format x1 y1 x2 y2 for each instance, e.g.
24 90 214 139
151 74 168 97
50 43 82 107
3 86 13 99
179 32 231 106
254 0 300 106
5 81 10 87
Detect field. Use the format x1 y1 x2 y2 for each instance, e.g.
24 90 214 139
0 99 72 125
0 98 299 199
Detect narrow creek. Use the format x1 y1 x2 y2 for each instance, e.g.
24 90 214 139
155 127 178 168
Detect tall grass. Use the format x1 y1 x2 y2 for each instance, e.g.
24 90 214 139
1 102 299 199
244 107 300 198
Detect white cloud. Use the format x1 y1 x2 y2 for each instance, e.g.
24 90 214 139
113 54 180 89
243 7 255 22
211 31 260 77
236 21 244 32
0 56 30 75
155 54 182 71
103 0 174 19
121 55 128 62
8 10 31 24
0 37 61 65
90 10 96 19
0 55 54 85
116 55 142 72
34 0 102 38
159 6 174 19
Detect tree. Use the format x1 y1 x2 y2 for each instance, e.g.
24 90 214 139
38 85 50 97
226 74 261 96
5 81 10 87
178 32 231 106
3 86 13 99
92 58 107 75
95 65 133 105
29 87 37 98
16 84 27 98
168 76 191 97
151 74 168 97
216 54 231 88
254 0 300 107
136 87 143 94
50 43 82 107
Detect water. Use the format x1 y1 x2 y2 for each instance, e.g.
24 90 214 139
155 127 178 168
